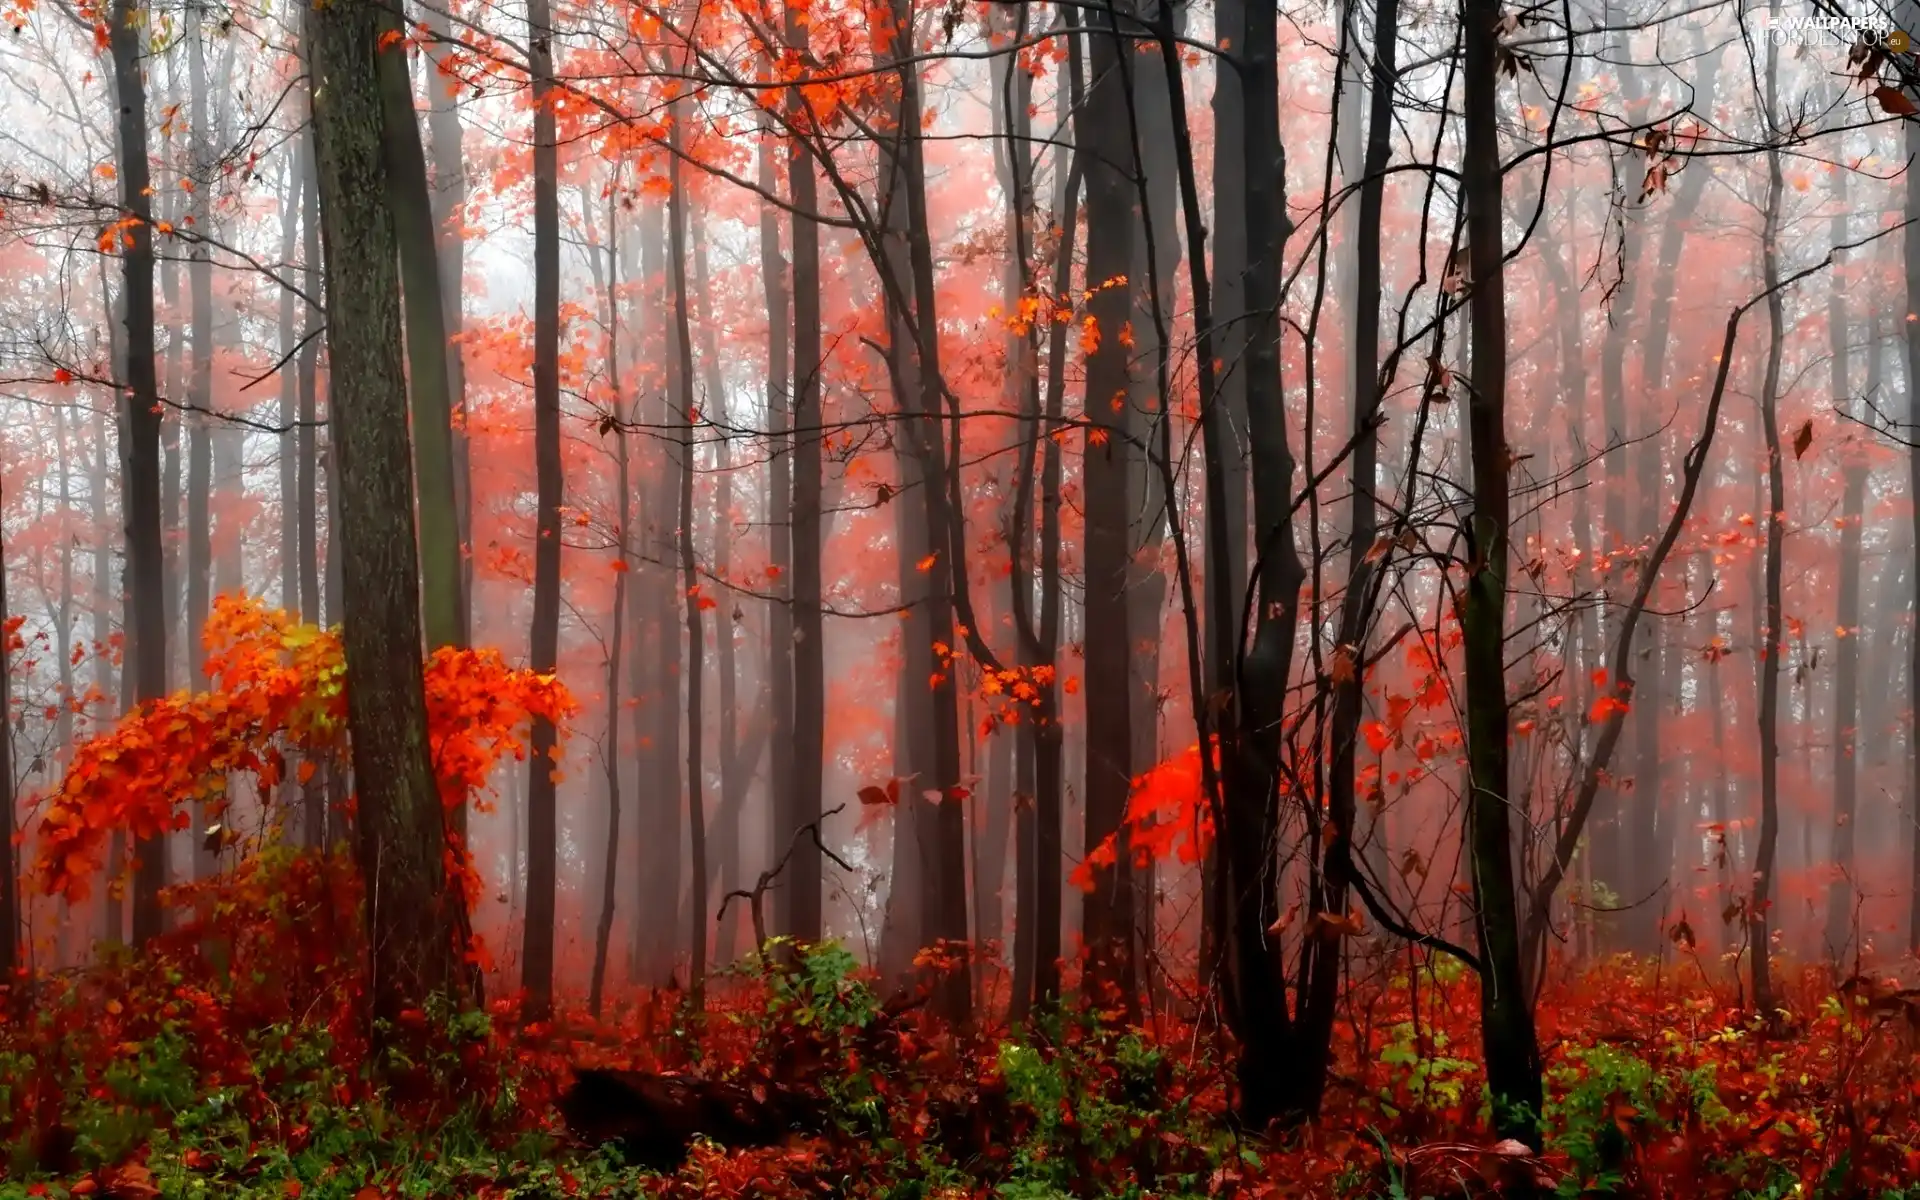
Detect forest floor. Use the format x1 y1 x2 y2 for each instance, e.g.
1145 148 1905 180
3 869 1920 1200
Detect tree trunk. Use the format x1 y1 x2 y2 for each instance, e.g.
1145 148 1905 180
299 124 327 848
1827 191 1863 963
882 0 971 1022
377 10 464 654
757 112 795 948
279 156 303 624
186 1 213 710
110 0 169 944
785 0 825 947
519 0 563 1022
0 470 14 990
417 0 472 645
1905 62 1920 957
1751 41 1786 1015
668 106 710 1004
587 186 627 1020
1460 0 1544 1144
1077 0 1139 1011
307 0 464 1025
1203 0 1249 978
1215 0 1307 1124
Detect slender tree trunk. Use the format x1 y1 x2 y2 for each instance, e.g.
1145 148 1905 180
186 1 213 707
0 472 14 990
519 0 563 1022
418 0 472 644
111 0 169 943
1827 195 1863 963
307 0 465 1025
1294 0 1395 1105
587 187 627 1019
757 109 795 947
1751 41 1786 1014
1203 0 1249 976
1905 64 1920 956
668 108 710 1004
299 125 327 848
279 157 302 623
377 10 464 654
691 211 744 949
1461 0 1544 1144
785 0 825 947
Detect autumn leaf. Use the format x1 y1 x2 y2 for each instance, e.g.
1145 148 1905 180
1589 694 1631 723
857 785 894 807
1328 643 1357 685
100 1162 159 1200
52 367 72 384
1791 418 1813 460
1361 719 1392 754
1874 85 1918 116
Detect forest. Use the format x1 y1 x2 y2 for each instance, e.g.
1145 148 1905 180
2 0 1920 1192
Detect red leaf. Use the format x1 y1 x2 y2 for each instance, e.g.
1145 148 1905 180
1875 85 1918 116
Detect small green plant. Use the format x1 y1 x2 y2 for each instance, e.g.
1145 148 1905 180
1376 1023 1477 1120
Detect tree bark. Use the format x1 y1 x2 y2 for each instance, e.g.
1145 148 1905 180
417 0 472 645
307 0 465 1025
1827 182 1863 962
519 0 563 1022
0 471 14 990
757 110 795 949
785 0 825 947
1460 0 1544 1144
1751 40 1786 1015
1077 0 1139 1010
1905 65 1920 957
110 0 169 944
377 10 464 654
587 185 626 1020
668 104 710 1003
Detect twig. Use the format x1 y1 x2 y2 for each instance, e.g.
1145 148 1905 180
718 802 853 964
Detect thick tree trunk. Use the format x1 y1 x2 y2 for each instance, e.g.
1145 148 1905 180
1460 0 1544 1145
307 0 465 1025
1203 0 1249 976
298 126 327 849
1077 0 1139 1012
884 0 971 1022
1215 0 1308 1125
110 0 169 944
519 0 563 1022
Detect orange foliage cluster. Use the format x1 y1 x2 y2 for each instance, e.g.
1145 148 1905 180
32 595 576 903
1072 739 1217 890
